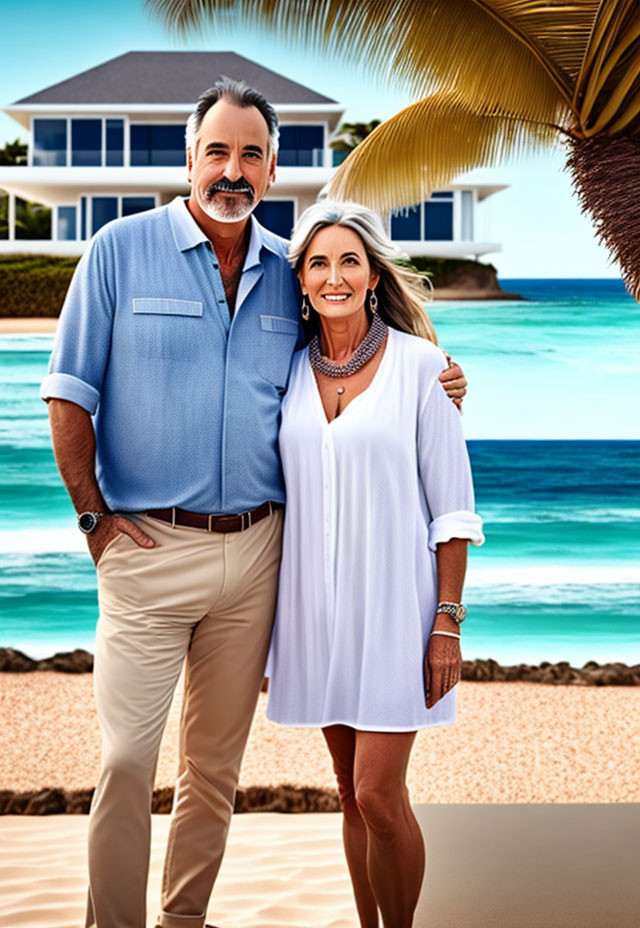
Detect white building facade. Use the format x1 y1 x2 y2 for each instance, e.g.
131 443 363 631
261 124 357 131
0 52 506 259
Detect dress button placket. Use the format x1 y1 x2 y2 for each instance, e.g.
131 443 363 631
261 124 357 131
322 427 335 634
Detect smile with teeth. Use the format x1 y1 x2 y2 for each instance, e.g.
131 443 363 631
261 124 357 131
322 294 350 302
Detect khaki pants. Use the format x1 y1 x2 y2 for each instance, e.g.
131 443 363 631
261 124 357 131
85 509 283 928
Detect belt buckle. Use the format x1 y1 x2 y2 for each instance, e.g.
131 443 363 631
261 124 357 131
209 513 240 533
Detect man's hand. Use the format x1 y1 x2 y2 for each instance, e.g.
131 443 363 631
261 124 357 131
88 514 156 567
439 354 467 408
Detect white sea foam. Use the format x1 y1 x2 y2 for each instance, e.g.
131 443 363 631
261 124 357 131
1 529 638 592
0 335 54 352
482 507 640 524
0 527 85 555
466 564 640 587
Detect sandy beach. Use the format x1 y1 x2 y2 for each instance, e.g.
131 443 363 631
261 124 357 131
1 675 638 803
1 676 639 926
0 318 58 334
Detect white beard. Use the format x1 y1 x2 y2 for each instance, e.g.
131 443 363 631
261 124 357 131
196 187 255 224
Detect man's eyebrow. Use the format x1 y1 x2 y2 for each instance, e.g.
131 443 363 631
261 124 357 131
203 142 264 155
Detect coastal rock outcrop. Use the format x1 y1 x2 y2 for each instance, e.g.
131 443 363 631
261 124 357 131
461 658 640 686
0 785 341 815
0 647 93 673
1 648 638 686
408 257 523 300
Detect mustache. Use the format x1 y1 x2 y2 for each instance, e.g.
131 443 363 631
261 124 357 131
206 178 255 199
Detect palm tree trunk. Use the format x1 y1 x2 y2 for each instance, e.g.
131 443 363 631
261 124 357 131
565 133 640 300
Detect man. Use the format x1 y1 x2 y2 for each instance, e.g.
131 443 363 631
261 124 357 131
41 78 467 928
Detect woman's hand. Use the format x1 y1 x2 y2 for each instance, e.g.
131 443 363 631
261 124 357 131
424 631 462 709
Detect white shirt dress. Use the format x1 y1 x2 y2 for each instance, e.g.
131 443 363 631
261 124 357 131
265 327 484 731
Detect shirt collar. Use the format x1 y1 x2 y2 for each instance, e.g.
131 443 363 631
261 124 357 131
168 196 280 265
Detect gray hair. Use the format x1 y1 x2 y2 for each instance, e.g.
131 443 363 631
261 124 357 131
288 200 437 343
185 77 279 155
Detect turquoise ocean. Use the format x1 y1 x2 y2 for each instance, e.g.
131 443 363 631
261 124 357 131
1 278 639 664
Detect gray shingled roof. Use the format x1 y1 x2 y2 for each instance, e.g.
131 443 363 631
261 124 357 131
14 51 338 106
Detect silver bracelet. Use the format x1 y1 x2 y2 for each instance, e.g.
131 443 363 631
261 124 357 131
430 630 461 639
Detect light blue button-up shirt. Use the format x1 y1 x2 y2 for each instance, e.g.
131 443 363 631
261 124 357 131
41 196 302 513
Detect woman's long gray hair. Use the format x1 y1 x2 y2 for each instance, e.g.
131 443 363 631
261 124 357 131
288 200 438 344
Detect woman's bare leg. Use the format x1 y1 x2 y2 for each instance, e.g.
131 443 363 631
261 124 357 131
353 730 424 928
322 725 379 928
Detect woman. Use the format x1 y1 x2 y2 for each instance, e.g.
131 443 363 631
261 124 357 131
265 200 484 928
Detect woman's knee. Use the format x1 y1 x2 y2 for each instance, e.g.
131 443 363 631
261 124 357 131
336 774 361 822
354 781 408 835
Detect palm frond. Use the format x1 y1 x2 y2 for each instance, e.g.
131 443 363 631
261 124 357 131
481 0 601 87
327 90 558 212
146 0 576 127
576 0 640 132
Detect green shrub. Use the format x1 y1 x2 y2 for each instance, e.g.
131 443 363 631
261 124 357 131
0 254 79 317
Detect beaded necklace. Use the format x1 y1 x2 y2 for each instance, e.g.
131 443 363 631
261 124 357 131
309 313 388 418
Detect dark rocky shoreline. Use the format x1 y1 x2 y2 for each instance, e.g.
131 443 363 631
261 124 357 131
1 647 638 686
0 784 340 816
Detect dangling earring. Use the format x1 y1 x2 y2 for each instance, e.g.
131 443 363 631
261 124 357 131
369 289 378 315
301 293 310 322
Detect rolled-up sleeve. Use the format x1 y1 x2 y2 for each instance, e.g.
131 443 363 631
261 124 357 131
40 231 115 414
418 370 485 552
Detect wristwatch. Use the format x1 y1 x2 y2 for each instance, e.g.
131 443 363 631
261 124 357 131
77 511 106 534
436 602 467 624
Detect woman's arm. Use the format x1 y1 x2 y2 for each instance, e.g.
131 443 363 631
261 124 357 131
417 360 484 708
425 538 468 709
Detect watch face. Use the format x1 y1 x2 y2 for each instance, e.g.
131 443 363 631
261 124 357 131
456 604 467 622
79 512 97 533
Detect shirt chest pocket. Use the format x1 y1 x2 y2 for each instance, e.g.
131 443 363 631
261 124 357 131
132 298 204 361
258 314 300 387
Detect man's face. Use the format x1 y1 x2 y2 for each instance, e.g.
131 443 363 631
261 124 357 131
188 98 276 224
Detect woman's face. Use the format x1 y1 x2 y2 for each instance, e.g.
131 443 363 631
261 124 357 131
299 224 380 321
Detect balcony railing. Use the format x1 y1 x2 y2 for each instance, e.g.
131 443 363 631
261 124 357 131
277 148 327 167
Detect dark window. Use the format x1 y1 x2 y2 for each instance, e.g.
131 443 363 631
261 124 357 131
424 197 453 240
278 125 324 166
122 197 155 217
390 206 421 241
92 197 118 235
253 200 295 239
57 206 76 241
71 119 102 167
106 119 124 167
33 119 67 167
130 125 185 166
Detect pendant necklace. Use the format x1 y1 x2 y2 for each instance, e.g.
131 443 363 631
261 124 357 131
309 314 388 418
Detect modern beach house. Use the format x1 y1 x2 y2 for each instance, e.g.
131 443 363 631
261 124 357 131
0 51 507 258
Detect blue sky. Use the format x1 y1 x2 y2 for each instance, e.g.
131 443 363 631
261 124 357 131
0 0 621 278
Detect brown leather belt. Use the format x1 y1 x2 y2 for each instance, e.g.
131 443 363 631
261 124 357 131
146 501 283 533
